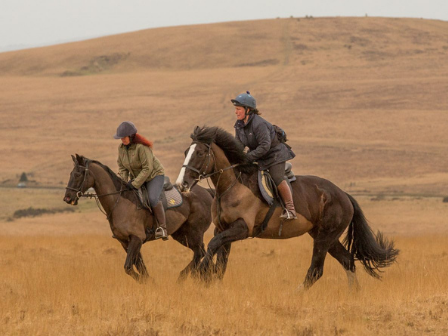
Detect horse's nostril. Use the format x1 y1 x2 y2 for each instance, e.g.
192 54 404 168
182 181 188 187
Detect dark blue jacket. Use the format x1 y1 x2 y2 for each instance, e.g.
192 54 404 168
234 114 295 170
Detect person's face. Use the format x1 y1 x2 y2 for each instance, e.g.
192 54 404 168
121 136 130 145
235 106 247 121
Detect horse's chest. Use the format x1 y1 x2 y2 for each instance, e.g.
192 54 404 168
214 188 261 226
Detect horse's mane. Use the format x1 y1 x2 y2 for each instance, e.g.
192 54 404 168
190 126 257 175
79 156 139 205
90 160 126 190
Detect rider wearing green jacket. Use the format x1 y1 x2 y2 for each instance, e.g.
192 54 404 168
115 121 168 240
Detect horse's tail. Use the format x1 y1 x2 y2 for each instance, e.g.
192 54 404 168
343 193 399 279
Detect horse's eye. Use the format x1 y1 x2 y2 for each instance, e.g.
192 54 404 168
74 172 82 178
197 152 204 157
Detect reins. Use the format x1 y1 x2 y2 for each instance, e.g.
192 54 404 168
182 140 277 237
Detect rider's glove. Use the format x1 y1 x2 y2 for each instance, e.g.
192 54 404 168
126 180 137 190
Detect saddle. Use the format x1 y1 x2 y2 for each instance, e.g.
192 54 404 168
137 176 183 211
258 162 296 206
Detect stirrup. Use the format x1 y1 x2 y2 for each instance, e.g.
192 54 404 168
155 227 168 241
280 209 297 220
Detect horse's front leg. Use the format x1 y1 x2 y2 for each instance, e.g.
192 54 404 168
214 243 231 280
118 237 149 282
123 235 145 283
134 252 149 278
213 227 232 280
199 218 248 282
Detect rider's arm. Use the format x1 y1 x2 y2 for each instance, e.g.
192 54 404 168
131 145 153 189
246 121 271 162
117 147 129 181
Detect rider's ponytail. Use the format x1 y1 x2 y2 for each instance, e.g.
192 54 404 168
132 133 153 148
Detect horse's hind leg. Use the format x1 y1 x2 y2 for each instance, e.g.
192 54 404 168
328 241 359 291
300 239 330 291
177 243 205 282
172 230 206 282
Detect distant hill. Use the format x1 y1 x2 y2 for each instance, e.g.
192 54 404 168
1 17 448 77
1 17 448 197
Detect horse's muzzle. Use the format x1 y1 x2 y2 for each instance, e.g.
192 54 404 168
63 195 78 205
177 181 190 193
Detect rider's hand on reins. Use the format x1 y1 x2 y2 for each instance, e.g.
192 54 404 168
126 180 137 190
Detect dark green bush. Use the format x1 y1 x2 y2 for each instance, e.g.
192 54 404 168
13 207 75 219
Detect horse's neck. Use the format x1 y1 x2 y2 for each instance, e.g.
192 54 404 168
210 143 240 195
90 163 121 211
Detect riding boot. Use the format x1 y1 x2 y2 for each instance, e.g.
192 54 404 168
277 180 297 220
153 201 168 240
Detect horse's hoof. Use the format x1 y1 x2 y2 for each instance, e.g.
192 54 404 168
198 269 212 283
139 275 155 285
176 274 188 284
296 284 306 293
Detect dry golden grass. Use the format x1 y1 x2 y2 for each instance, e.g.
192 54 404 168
1 230 447 335
1 197 448 335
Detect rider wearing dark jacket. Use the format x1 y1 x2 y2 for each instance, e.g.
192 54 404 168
232 92 297 219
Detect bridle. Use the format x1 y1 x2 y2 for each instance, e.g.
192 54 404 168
181 142 240 185
182 143 213 181
65 159 124 219
65 160 92 199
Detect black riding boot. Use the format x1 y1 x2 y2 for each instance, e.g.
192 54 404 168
153 201 168 240
277 180 297 220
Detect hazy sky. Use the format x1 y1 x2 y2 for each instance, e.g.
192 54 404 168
1 0 447 50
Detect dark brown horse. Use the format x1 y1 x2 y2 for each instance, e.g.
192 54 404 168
176 126 399 290
64 154 213 282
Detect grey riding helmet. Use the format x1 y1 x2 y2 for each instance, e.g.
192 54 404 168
231 91 256 109
113 121 137 139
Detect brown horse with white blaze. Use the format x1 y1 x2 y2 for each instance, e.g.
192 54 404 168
64 154 213 282
176 126 399 290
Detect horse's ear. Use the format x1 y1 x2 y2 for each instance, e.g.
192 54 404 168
71 155 76 163
191 125 201 140
75 154 84 166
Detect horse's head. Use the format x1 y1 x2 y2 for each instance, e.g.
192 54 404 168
63 154 95 205
176 141 215 192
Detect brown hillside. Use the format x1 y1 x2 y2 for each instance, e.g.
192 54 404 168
0 17 448 196
1 17 448 76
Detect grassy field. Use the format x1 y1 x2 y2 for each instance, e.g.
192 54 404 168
0 229 447 335
1 196 448 335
